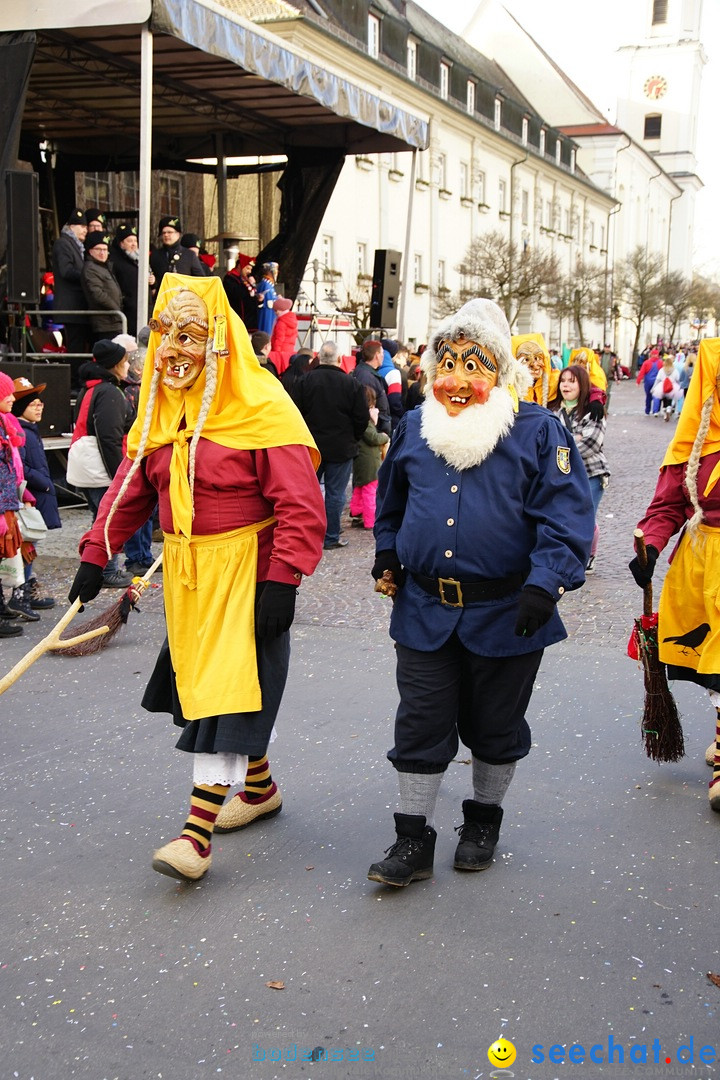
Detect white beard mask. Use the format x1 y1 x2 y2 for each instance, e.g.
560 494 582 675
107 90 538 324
420 385 516 470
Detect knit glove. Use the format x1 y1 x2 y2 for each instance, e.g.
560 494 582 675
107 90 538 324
514 585 556 637
68 562 105 607
255 581 297 638
629 545 658 588
587 399 605 422
371 549 405 589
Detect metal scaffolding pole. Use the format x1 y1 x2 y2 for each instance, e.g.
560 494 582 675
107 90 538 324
136 22 153 332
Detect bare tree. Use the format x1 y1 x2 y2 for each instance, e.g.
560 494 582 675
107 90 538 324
435 231 561 329
614 247 665 368
688 275 720 339
547 259 609 344
660 270 693 343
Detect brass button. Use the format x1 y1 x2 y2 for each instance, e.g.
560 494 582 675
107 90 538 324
450 484 458 493
558 586 565 596
447 518 454 526
445 549 453 558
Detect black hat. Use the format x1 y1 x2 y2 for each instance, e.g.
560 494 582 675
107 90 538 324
84 232 111 251
66 207 85 226
181 233 201 249
85 208 106 226
115 223 137 243
158 216 181 233
92 339 127 369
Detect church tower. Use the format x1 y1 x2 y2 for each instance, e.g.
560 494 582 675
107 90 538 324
615 0 706 275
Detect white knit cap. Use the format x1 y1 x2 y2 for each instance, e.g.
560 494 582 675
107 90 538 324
421 298 530 396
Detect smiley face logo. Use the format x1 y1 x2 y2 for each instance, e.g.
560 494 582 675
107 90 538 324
488 1038 516 1068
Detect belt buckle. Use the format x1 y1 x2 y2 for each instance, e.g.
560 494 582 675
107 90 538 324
438 577 463 607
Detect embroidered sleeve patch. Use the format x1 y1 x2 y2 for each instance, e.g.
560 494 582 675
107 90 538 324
556 446 571 474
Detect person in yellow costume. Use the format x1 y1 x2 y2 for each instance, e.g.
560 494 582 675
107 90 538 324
630 338 720 812
512 333 559 408
569 348 607 392
69 275 327 881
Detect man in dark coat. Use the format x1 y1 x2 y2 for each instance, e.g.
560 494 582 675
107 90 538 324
150 216 206 295
109 224 151 337
353 339 392 436
292 339 369 549
51 207 91 357
81 233 124 342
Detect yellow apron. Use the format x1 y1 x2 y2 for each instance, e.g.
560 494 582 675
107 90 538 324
659 524 720 676
163 518 274 721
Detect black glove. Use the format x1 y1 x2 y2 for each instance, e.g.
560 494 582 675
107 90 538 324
514 585 556 637
255 581 297 638
68 562 104 607
629 544 658 588
371 549 405 589
587 399 605 422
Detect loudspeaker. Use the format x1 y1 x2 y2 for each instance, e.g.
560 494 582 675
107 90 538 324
5 170 39 304
370 249 402 328
0 362 72 437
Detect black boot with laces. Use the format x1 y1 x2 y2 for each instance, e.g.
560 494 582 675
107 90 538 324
453 800 503 871
367 813 436 887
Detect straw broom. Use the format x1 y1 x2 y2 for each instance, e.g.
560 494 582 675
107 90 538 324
632 528 684 762
53 553 163 657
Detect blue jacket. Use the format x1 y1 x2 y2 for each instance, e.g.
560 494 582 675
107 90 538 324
374 403 594 655
18 418 62 529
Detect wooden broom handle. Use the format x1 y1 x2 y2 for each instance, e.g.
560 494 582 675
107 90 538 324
0 598 110 696
634 528 653 618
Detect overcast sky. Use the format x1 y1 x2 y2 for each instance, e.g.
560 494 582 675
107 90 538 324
414 0 720 278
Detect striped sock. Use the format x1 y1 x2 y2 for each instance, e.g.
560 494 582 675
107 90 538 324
180 783 230 852
244 755 273 802
713 710 720 781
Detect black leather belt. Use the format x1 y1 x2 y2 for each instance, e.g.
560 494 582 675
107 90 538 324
411 572 525 607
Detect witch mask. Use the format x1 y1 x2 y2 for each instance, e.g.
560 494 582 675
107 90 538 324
152 289 209 391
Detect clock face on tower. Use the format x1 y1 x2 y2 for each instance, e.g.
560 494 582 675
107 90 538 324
644 75 668 100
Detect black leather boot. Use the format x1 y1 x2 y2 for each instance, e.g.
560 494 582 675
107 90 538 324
453 800 503 871
368 813 436 887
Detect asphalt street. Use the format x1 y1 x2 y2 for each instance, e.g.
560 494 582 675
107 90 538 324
1 379 718 1080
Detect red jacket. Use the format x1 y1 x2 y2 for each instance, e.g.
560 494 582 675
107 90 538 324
268 312 299 375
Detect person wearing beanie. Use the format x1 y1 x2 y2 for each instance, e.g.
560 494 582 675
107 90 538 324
68 339 135 588
630 338 720 811
256 261 279 336
223 253 258 330
109 224 154 337
367 298 594 888
81 233 124 342
268 297 298 376
51 207 91 363
180 233 213 277
11 378 60 611
85 208 107 233
67 275 326 883
378 338 404 432
150 217 206 295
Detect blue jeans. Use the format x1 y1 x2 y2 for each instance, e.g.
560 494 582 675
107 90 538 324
317 459 352 544
588 474 605 517
82 486 118 573
124 517 154 568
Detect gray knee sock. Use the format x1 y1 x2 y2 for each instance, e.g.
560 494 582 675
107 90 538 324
397 771 444 829
472 757 516 806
